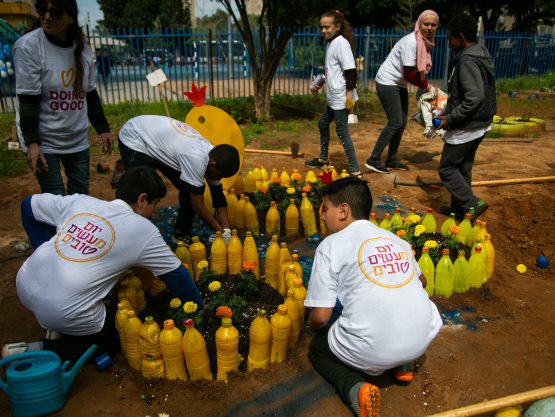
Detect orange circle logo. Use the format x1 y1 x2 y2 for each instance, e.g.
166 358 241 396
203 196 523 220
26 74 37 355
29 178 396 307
358 237 414 288
54 213 115 262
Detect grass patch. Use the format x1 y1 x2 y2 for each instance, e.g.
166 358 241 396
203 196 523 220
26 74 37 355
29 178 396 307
496 72 555 92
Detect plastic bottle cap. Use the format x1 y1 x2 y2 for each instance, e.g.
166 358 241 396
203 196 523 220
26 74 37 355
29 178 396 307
293 278 302 287
145 316 154 323
258 309 266 316
164 319 175 329
185 319 193 327
516 264 527 273
443 248 450 254
278 304 288 314
427 208 433 213
221 317 232 326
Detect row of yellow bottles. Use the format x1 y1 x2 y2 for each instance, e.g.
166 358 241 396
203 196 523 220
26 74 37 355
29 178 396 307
244 166 270 193
117 270 145 313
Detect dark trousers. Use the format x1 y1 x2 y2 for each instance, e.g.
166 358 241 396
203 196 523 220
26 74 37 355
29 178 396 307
438 136 484 215
308 328 366 407
119 140 195 233
368 83 408 164
318 105 360 172
36 149 90 195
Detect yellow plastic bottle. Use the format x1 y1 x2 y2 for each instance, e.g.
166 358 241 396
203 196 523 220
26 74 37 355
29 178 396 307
236 194 246 232
441 213 457 236
300 193 318 237
418 247 435 297
124 310 143 371
318 202 327 236
149 277 167 296
329 166 338 181
269 168 280 184
226 188 239 230
340 168 349 178
290 168 302 182
141 356 165 379
483 234 495 282
379 213 391 230
457 213 473 245
124 270 146 313
284 264 299 292
115 301 131 357
243 231 260 278
472 221 488 248
285 289 301 348
264 235 280 290
159 319 188 380
270 304 292 363
247 309 272 371
243 196 259 235
210 231 228 275
467 246 486 289
285 198 300 238
175 241 193 271
422 208 437 233
182 319 213 381
290 253 303 282
278 242 292 296
139 316 163 359
265 201 281 237
369 212 378 226
292 278 307 328
260 165 269 183
227 229 243 275
280 167 291 187
189 236 206 282
305 170 317 183
453 250 470 293
391 207 403 228
216 317 240 381
244 167 257 193
118 279 137 312
435 249 454 298
253 166 263 188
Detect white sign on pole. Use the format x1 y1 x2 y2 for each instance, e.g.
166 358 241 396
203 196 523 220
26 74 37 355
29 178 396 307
146 69 168 87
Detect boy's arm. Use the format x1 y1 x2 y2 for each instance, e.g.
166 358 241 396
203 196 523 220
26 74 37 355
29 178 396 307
308 307 334 331
21 196 57 250
445 61 485 126
159 264 204 309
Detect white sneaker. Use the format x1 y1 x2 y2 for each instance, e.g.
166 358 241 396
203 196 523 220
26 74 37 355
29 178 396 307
2 342 28 358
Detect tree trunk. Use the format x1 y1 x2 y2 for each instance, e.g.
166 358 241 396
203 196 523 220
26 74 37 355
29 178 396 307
253 76 272 120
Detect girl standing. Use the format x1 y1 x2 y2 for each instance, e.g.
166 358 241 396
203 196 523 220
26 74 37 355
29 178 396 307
365 10 439 174
305 10 361 177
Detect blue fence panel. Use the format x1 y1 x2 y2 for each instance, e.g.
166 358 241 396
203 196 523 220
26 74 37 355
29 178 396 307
0 27 553 112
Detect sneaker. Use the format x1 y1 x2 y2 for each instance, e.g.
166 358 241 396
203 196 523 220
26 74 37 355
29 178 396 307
171 229 191 245
394 362 415 382
305 158 328 169
358 383 381 417
349 170 363 177
469 199 488 224
364 160 390 174
385 161 409 171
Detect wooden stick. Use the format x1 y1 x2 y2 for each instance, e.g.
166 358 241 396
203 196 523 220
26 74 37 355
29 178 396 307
244 148 304 157
427 384 555 417
472 176 555 186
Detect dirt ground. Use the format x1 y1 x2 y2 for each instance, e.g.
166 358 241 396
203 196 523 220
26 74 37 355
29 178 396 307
1 96 554 417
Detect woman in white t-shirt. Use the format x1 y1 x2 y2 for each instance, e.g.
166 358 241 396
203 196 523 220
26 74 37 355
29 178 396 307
305 10 361 176
365 10 439 174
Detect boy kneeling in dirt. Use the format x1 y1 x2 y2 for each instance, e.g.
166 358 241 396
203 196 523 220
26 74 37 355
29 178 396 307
305 177 442 417
2 166 203 363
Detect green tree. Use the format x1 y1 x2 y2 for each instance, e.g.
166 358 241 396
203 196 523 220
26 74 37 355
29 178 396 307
97 0 191 29
216 0 337 119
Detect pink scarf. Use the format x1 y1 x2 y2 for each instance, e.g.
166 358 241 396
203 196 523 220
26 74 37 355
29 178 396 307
414 10 439 75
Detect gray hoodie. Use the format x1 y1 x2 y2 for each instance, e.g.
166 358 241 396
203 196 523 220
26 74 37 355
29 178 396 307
446 43 497 130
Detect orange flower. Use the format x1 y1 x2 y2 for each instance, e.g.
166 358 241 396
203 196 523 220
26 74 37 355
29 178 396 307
449 225 460 235
291 172 302 181
242 260 256 272
396 230 406 237
216 306 233 319
302 184 312 193
271 175 281 184
258 184 268 193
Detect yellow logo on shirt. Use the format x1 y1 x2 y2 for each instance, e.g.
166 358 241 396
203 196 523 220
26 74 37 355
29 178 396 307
358 237 414 288
54 213 115 262
61 68 75 87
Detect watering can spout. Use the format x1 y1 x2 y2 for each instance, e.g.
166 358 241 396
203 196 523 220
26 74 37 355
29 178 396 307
62 344 97 394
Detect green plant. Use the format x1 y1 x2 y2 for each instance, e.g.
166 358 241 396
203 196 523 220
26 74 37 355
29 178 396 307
235 261 259 298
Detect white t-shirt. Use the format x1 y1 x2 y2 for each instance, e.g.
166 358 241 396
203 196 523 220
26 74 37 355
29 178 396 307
375 33 417 88
324 35 357 110
118 115 215 188
305 220 443 375
444 125 491 145
13 28 96 154
16 194 181 336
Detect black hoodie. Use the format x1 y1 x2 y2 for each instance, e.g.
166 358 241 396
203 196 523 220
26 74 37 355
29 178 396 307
446 43 497 130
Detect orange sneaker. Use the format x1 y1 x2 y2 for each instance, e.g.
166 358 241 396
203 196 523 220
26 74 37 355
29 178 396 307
394 363 415 382
358 383 381 417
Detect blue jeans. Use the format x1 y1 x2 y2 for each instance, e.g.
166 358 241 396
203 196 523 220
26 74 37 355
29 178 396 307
318 105 360 172
368 83 408 164
36 149 90 195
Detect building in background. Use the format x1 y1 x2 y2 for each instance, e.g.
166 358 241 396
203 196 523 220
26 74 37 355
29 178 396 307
0 0 36 32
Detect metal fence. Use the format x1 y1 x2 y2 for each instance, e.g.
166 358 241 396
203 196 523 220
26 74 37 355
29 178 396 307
0 27 554 112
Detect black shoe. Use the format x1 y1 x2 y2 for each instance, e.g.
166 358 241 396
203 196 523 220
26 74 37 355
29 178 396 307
305 158 328 169
172 229 191 245
364 160 390 174
386 161 409 171
439 206 464 221
469 200 489 224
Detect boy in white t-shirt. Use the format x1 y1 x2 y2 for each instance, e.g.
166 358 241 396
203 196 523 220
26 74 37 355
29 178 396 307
305 177 442 417
2 167 203 363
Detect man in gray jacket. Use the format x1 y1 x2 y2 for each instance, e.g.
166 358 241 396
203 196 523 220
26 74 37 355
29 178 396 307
437 13 496 223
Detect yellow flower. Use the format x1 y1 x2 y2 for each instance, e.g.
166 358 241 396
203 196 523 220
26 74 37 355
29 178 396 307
449 225 460 235
197 260 209 270
208 281 221 292
286 187 296 195
183 301 198 314
396 230 406 237
424 240 438 249
407 214 421 224
169 298 181 309
414 225 426 237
